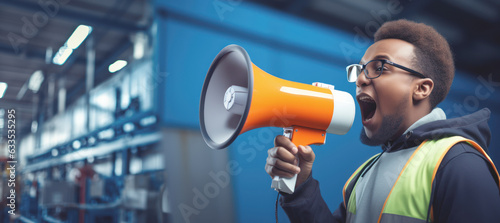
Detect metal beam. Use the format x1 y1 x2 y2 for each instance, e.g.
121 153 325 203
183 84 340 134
57 0 135 87
0 0 147 32
0 42 87 66
394 0 434 19
0 42 44 61
0 98 38 110
22 131 161 172
65 37 132 104
11 0 137 142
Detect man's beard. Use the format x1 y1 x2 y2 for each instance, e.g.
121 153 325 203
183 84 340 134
360 95 408 146
360 113 404 146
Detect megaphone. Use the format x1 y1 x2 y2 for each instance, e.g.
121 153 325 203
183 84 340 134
200 45 355 194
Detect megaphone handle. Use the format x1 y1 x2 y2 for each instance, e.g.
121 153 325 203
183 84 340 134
271 126 326 194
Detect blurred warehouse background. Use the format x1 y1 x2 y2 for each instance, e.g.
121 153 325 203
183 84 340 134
0 0 499 222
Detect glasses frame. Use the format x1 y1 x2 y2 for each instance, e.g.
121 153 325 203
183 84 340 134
346 59 426 83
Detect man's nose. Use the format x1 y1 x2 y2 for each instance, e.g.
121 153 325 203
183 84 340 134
356 71 371 88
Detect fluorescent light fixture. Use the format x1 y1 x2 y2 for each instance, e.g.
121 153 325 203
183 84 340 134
53 46 73 65
28 70 44 93
133 32 147 60
108 60 128 73
0 82 7 98
53 25 92 65
31 121 38 133
67 25 93 49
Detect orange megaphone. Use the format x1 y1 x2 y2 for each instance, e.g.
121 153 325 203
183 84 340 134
200 45 355 193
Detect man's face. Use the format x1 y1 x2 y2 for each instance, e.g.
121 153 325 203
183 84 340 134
357 39 418 146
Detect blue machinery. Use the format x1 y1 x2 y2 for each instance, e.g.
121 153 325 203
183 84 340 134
16 52 166 222
8 1 500 223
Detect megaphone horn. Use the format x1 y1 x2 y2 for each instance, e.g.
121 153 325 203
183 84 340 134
200 45 355 194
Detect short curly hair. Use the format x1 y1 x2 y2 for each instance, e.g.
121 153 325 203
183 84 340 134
374 19 454 109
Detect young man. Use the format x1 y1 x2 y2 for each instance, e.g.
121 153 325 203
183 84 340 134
265 19 500 222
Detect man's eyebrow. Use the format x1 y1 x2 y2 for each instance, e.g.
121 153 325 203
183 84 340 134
372 55 390 60
359 55 391 64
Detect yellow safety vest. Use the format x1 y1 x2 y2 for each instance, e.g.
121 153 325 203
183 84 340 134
343 136 500 223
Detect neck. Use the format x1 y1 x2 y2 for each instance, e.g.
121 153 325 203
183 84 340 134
391 105 431 141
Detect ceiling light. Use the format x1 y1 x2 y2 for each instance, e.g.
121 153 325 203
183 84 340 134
66 25 93 49
53 25 92 65
53 46 73 65
0 82 7 98
133 32 147 60
109 60 128 73
31 121 38 133
28 70 44 93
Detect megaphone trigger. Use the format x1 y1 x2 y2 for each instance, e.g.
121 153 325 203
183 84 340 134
271 126 327 194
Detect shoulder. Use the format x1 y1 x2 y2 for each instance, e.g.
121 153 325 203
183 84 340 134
439 141 495 174
437 141 497 184
432 142 500 222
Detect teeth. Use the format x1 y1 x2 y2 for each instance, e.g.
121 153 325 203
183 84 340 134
358 95 375 103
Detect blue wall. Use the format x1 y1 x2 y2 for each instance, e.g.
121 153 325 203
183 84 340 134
154 1 500 222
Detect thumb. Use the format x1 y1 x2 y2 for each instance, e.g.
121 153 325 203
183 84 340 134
297 145 315 163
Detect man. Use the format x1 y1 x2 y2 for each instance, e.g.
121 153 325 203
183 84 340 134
265 19 500 222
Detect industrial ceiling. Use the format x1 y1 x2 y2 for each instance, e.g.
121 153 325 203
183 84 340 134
0 0 499 142
0 0 151 141
251 0 500 78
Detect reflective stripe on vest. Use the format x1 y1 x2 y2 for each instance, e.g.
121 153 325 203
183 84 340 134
342 153 381 215
343 136 500 223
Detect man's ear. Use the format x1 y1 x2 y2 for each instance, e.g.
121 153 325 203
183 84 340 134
413 78 434 101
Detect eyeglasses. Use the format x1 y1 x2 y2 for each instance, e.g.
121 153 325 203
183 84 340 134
346 59 426 83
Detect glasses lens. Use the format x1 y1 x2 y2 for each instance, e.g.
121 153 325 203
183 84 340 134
365 60 385 78
347 65 360 82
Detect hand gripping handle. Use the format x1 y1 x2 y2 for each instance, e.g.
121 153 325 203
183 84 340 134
271 126 326 194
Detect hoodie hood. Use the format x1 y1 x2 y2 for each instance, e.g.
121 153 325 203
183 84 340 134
384 108 491 153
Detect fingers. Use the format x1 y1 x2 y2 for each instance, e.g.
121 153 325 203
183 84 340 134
274 135 298 155
268 147 297 164
265 157 300 178
266 136 313 179
267 156 300 173
266 165 295 178
297 145 315 163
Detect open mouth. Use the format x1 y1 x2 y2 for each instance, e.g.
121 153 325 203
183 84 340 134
357 94 377 122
